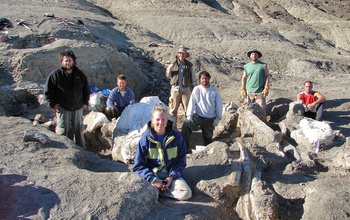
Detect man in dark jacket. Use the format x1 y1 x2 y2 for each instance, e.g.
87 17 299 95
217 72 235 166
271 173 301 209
133 105 192 201
44 49 90 148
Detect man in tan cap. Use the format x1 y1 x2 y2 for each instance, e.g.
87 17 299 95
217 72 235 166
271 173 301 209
241 49 270 117
166 46 197 128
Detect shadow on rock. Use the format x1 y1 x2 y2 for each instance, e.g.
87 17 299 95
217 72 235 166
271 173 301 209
323 98 350 109
276 193 305 220
72 150 130 173
0 173 60 219
185 164 232 187
263 163 317 185
322 99 350 136
266 97 293 122
150 195 229 219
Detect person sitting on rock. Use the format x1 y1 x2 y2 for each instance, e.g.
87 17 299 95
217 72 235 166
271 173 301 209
105 74 135 120
133 105 192 201
297 80 326 121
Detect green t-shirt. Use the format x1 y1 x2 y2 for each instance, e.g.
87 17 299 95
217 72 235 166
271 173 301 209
244 60 266 93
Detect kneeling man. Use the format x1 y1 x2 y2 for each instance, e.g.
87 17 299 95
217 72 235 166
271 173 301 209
133 105 192 201
106 74 135 120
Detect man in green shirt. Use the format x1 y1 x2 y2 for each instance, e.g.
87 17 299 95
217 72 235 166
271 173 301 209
241 49 270 117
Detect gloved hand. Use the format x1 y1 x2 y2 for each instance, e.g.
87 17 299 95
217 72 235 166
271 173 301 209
184 116 192 124
212 120 219 127
262 86 269 97
241 88 247 99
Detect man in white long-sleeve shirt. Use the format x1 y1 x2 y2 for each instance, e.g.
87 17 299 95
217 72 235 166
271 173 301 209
181 71 222 153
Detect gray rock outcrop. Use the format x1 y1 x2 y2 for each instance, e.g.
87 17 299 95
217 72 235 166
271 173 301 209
0 117 160 219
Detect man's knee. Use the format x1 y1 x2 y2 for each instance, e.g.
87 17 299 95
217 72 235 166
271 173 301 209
176 187 192 201
315 103 324 121
173 179 192 201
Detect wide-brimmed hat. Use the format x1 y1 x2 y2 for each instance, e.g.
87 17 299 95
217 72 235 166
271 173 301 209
178 47 190 57
247 49 262 58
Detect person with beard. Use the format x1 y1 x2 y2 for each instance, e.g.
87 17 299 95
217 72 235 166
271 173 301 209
133 105 192 201
241 49 270 117
44 49 90 148
181 71 222 153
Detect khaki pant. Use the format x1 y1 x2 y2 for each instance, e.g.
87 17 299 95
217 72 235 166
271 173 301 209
159 177 192 201
56 106 85 148
155 170 192 201
169 87 191 118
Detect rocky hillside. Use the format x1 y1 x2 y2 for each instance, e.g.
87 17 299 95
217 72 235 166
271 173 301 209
0 0 349 219
1 0 349 130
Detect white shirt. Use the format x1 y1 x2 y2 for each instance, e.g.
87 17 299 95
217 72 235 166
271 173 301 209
186 84 223 125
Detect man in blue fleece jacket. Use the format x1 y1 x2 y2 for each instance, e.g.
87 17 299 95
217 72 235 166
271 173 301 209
105 74 135 120
133 105 192 201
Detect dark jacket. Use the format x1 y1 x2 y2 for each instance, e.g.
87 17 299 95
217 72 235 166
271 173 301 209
133 120 187 182
169 59 194 87
44 66 90 111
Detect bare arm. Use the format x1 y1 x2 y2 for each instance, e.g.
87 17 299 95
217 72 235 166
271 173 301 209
314 91 326 104
306 91 326 110
241 71 247 89
264 65 270 88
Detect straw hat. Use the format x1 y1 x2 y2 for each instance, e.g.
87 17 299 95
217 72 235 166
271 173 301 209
178 47 190 57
